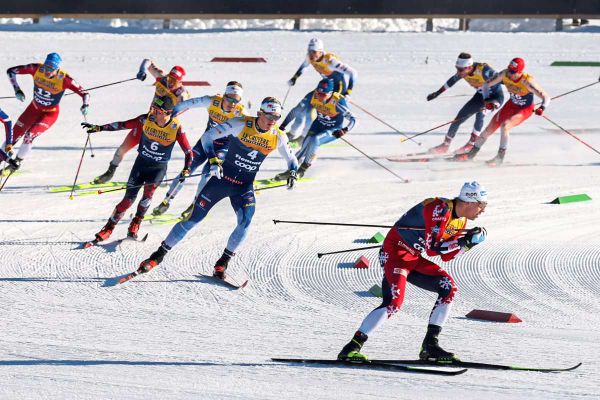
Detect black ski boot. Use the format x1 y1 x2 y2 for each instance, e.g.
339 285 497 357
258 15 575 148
337 331 369 362
419 325 458 363
1 157 21 176
213 249 234 279
138 243 170 274
297 162 310 179
93 163 117 184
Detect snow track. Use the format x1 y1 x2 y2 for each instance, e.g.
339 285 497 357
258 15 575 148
0 30 599 399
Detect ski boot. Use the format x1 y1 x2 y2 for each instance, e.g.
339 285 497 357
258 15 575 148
486 148 506 167
137 244 169 274
454 145 480 161
419 325 458 363
453 132 479 154
212 249 234 279
296 162 310 179
93 163 117 184
274 169 293 181
180 203 194 220
337 331 369 362
127 216 143 239
152 199 170 216
428 140 451 155
1 157 21 176
95 219 116 242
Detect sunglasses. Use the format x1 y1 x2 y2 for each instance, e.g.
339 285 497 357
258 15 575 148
40 65 58 73
262 112 281 121
477 201 487 211
224 96 241 104
507 69 519 75
151 106 172 115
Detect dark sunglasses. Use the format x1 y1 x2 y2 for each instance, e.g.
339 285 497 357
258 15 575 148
224 96 241 104
262 112 281 121
40 65 58 73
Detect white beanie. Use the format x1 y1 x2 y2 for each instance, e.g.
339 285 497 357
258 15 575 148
308 38 324 52
458 181 487 203
260 98 282 115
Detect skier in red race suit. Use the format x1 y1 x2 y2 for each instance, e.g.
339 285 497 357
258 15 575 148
338 182 488 363
3 52 89 174
92 59 191 184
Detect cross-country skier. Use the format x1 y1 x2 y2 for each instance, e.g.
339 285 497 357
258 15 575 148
275 78 356 180
152 80 247 217
2 53 89 174
135 97 298 279
456 57 550 166
82 96 192 244
0 108 14 171
93 59 190 184
285 38 357 143
426 53 504 155
337 182 488 363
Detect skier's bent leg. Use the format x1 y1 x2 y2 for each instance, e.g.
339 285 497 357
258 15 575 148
225 191 256 253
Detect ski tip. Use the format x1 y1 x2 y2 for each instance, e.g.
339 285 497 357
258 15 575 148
239 280 249 289
141 233 149 242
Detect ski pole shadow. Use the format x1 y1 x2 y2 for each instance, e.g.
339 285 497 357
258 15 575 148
0 277 107 283
74 240 120 253
0 240 81 246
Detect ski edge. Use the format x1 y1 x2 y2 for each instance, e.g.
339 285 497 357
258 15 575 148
270 358 467 376
372 359 582 372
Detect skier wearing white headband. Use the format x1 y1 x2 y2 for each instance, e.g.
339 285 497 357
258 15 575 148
152 81 248 218
425 52 504 156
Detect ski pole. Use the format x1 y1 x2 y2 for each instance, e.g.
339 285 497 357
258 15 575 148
273 219 470 232
282 85 292 109
317 245 381 258
98 172 209 194
349 101 421 145
0 169 15 192
65 77 138 96
255 183 288 192
400 78 600 144
88 135 95 158
542 115 600 156
340 137 410 183
69 132 91 200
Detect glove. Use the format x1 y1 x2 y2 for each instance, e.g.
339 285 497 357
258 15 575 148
181 168 190 177
15 89 25 102
457 227 487 249
4 144 13 154
81 122 103 133
342 89 352 98
287 169 297 189
426 90 442 101
332 127 348 139
287 76 297 86
136 70 147 81
208 157 223 179
80 104 89 116
535 106 545 116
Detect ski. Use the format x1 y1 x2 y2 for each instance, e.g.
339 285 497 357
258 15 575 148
254 177 314 189
49 181 127 193
372 359 582 373
117 270 141 285
387 154 456 163
271 358 467 376
83 238 99 249
144 214 183 225
198 274 248 290
117 233 148 245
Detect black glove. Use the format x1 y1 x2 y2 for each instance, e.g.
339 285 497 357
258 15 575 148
287 169 297 189
457 227 487 249
288 76 298 86
81 122 103 133
333 127 348 139
136 70 147 81
426 90 442 101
